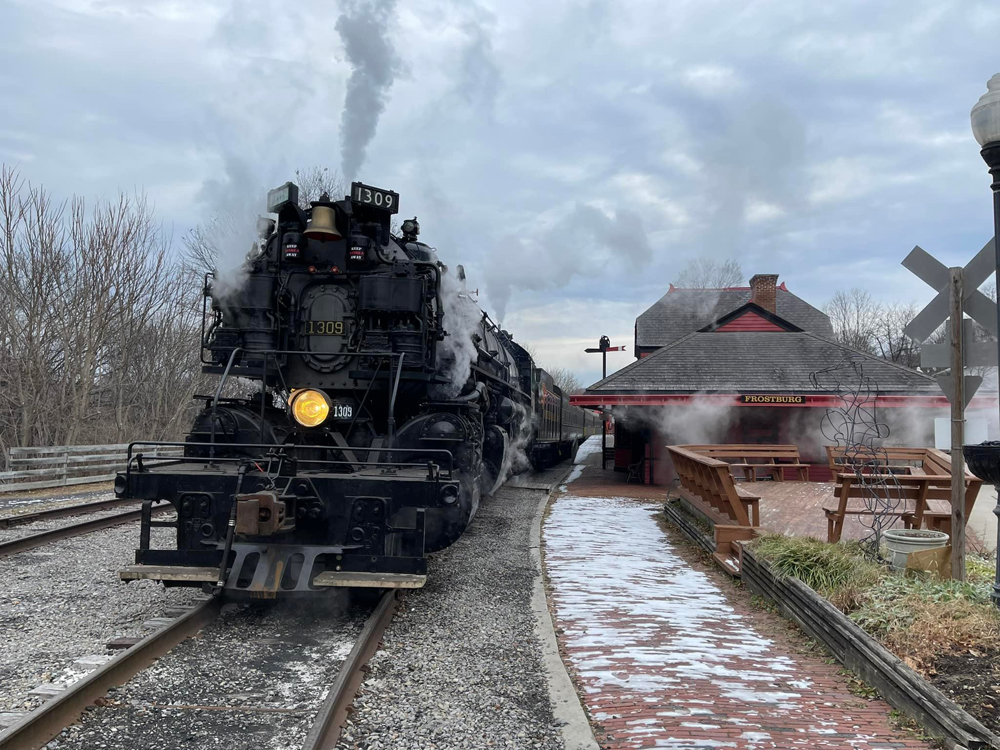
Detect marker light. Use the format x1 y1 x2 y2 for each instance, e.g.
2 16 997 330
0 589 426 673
290 389 331 428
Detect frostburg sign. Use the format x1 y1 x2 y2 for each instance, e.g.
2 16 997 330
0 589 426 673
739 395 805 404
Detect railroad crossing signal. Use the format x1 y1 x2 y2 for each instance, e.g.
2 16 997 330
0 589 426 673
902 240 998 406
903 241 997 343
935 372 984 409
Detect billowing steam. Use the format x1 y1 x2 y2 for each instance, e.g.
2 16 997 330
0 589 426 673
435 266 484 398
497 402 534 485
336 0 400 182
187 155 267 301
653 398 737 445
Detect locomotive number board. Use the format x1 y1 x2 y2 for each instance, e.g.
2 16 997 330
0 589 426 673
304 320 348 336
351 182 399 214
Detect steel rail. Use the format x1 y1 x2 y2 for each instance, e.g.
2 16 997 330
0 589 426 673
0 498 137 530
0 505 170 558
302 590 398 750
0 596 222 750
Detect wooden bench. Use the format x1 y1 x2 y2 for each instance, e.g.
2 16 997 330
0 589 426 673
669 446 761 575
669 446 760 527
683 444 810 482
824 466 982 542
826 446 940 477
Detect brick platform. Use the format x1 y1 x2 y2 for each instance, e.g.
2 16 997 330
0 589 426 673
543 493 931 749
565 455 989 547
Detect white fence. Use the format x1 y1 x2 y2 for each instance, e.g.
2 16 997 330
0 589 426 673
0 444 182 493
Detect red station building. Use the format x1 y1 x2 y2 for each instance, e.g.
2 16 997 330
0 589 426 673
570 273 981 484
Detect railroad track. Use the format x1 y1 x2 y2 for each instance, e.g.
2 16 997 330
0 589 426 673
0 505 171 558
0 498 136 529
0 591 398 750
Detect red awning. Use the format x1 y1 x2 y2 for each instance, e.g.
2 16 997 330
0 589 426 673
569 393 996 409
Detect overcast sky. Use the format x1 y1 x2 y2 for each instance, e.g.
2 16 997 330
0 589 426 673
3 0 1000 386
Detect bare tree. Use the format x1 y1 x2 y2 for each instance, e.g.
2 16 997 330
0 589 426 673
295 166 345 205
549 367 584 394
0 164 209 450
673 258 744 288
871 303 920 368
825 288 878 354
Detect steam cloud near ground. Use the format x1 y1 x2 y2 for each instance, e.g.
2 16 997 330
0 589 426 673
619 397 943 467
435 265 484 398
336 0 400 182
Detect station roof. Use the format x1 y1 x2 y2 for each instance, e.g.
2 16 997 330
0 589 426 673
635 284 834 349
584 303 940 403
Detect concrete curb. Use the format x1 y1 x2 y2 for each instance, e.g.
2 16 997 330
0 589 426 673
529 484 600 750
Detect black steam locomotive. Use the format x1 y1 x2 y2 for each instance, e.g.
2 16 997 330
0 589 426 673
117 180 599 596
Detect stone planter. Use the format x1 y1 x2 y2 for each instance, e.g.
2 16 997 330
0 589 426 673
883 528 950 571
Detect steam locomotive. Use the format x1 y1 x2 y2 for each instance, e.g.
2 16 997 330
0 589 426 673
117 180 599 596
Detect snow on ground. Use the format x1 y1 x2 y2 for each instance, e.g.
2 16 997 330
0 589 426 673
543 494 931 749
559 435 603 488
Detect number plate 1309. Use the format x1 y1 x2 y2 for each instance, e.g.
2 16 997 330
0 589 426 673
305 320 347 336
351 182 399 214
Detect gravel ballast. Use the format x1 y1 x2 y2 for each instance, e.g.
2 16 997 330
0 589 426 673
46 594 370 750
0 523 197 714
337 482 568 750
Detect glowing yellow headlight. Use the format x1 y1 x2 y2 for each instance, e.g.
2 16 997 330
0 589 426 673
290 389 330 428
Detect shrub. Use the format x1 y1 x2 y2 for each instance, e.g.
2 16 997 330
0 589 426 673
748 534 886 611
851 575 1000 672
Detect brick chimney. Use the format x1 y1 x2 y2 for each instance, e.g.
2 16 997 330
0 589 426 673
749 274 779 313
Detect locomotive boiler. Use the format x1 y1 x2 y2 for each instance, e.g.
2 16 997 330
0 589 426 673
117 180 599 596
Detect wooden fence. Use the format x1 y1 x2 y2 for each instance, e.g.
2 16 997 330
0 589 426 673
0 444 182 493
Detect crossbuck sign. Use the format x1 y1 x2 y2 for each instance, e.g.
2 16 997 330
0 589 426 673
902 239 998 405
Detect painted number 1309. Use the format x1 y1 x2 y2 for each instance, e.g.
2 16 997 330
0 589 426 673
350 182 399 213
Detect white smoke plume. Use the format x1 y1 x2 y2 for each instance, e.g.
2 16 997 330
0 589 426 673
187 155 268 302
336 0 400 182
653 399 737 445
498 402 534 485
435 265 483 398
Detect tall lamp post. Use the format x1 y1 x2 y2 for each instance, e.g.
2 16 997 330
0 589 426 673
585 336 624 469
964 73 1000 607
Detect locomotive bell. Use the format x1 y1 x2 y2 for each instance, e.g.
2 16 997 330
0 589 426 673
305 204 342 241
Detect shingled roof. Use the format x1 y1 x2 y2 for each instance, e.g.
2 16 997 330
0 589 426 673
635 286 834 350
588 329 939 395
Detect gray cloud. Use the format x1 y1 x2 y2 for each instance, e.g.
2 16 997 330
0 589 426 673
4 0 1000 382
485 203 651 322
455 7 501 112
336 0 400 182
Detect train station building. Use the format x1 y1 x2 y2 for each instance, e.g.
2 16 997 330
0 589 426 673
570 273 977 484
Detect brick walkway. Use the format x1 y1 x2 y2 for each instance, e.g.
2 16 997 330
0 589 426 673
543 493 931 750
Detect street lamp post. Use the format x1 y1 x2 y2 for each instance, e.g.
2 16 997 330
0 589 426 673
964 73 1000 607
585 336 624 470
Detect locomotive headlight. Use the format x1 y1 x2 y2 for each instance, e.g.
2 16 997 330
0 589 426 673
290 389 331 428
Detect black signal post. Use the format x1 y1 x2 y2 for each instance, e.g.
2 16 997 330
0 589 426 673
585 336 624 469
965 74 1000 606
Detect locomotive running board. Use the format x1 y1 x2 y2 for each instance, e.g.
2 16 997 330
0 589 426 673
120 565 219 582
312 571 427 589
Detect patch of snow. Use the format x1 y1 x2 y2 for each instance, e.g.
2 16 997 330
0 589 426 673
573 435 603 464
543 495 892 748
